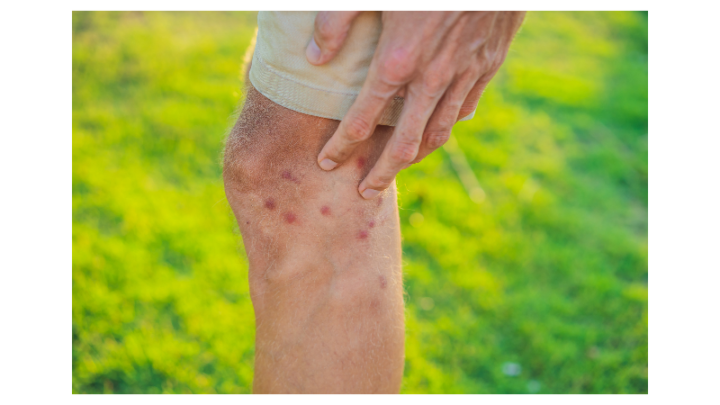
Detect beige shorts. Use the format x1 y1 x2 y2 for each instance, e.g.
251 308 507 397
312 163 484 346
249 11 476 127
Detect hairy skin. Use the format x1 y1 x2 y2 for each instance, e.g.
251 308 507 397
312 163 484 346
223 86 405 393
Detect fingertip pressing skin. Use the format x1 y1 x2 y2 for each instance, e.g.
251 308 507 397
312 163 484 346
361 188 380 200
319 158 337 171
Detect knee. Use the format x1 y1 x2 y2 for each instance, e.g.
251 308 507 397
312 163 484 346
222 89 272 199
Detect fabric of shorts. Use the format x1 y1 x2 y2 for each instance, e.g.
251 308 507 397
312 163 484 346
249 11 476 127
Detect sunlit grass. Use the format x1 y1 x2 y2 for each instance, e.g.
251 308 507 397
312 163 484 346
72 11 647 393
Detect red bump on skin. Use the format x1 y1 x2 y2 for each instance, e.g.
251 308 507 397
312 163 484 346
320 205 331 216
357 156 367 169
284 212 297 224
281 170 301 184
358 230 369 239
379 275 387 289
264 198 276 210
369 220 375 228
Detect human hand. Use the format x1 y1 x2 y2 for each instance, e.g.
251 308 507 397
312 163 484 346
307 11 526 199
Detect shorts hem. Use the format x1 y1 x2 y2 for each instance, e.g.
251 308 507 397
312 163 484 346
249 53 405 126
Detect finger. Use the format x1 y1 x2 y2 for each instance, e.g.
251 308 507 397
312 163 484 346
358 79 448 199
457 74 487 120
306 11 362 65
403 12 477 164
317 48 414 170
462 62 502 112
411 75 477 164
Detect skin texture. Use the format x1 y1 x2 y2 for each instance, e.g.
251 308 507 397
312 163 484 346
307 11 526 199
223 86 405 393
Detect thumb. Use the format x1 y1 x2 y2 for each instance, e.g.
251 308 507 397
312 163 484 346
306 11 362 65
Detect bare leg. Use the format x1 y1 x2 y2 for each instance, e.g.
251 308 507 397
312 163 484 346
223 86 404 393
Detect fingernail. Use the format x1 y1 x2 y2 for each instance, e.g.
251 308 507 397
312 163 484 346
361 188 379 200
319 158 337 171
306 38 321 64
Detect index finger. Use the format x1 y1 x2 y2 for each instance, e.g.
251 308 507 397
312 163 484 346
357 78 447 199
316 51 411 171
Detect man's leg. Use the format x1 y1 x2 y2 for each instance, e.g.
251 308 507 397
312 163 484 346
223 86 405 393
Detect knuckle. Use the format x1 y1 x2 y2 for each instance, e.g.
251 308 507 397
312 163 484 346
424 131 451 149
378 68 408 87
379 49 414 84
422 71 452 96
367 173 395 189
390 140 420 163
482 47 498 62
437 108 459 128
492 57 506 71
324 40 341 54
476 58 493 74
464 64 482 81
344 115 374 142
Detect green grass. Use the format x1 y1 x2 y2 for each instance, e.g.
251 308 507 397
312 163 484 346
72 11 648 394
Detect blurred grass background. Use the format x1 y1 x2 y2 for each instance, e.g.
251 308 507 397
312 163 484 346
72 11 647 394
